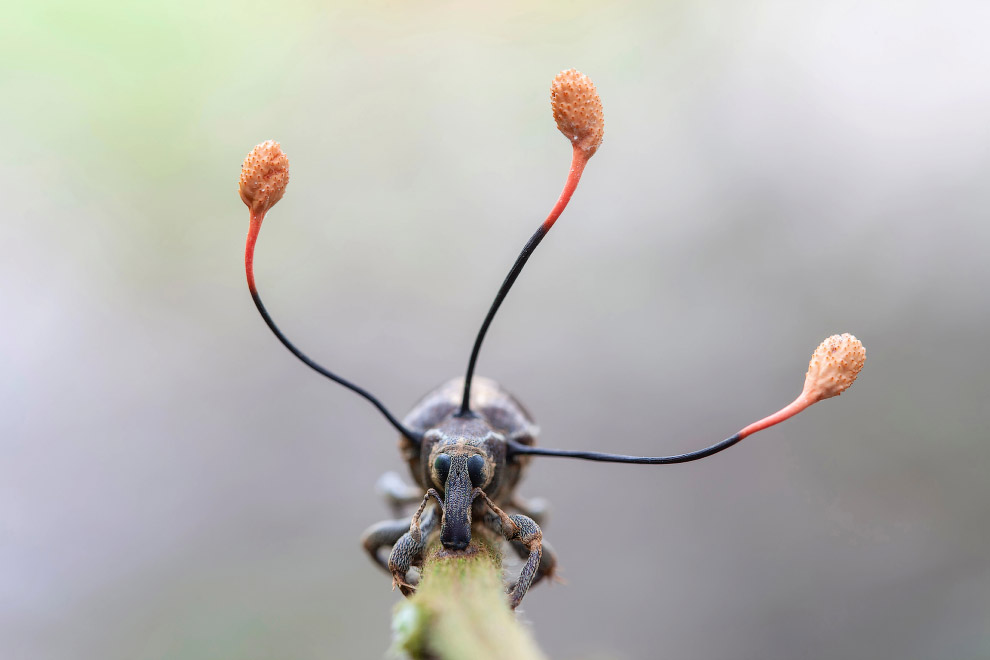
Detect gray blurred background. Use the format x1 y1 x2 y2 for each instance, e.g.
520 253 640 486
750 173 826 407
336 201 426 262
3 1 989 658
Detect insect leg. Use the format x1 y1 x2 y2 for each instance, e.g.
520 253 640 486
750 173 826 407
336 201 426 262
388 490 442 596
361 518 412 573
476 490 543 610
509 538 558 588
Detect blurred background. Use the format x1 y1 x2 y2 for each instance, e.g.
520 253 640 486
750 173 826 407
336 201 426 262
3 1 989 658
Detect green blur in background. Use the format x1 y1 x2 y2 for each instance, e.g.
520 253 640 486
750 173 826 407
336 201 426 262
3 1 990 659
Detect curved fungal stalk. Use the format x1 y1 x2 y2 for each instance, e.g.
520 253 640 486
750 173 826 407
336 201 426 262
508 334 866 463
239 141 421 443
459 69 605 416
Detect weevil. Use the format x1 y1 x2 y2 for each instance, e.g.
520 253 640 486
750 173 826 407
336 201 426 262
238 70 865 609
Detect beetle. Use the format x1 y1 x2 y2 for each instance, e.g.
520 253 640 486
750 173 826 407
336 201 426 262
238 70 865 610
363 376 547 609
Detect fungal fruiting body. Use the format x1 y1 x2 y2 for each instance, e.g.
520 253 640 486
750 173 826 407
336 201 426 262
542 69 604 232
803 333 867 402
736 334 866 440
240 140 290 294
239 140 289 217
551 68 605 158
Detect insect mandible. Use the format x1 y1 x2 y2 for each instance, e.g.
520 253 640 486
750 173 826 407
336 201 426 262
237 69 866 609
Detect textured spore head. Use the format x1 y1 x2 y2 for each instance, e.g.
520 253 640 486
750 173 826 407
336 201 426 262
803 333 866 402
239 140 289 215
551 69 604 157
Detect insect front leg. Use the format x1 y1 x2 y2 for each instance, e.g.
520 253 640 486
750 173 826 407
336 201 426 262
476 489 543 610
363 472 432 572
388 489 443 596
509 538 558 588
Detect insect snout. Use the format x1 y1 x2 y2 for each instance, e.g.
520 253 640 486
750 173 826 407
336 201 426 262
434 451 492 550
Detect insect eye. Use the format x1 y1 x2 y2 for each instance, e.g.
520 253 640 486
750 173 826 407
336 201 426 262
433 454 451 485
467 454 486 487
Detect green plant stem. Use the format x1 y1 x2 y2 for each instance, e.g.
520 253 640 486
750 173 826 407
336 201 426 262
391 540 547 660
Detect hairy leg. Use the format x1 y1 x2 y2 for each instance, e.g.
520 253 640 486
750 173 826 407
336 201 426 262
476 490 543 610
509 538 558 588
388 489 443 596
361 518 412 573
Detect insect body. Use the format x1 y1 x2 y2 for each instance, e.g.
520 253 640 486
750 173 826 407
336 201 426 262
363 377 549 609
238 70 865 610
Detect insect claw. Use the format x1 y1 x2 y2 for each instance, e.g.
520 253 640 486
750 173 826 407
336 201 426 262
392 574 415 591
